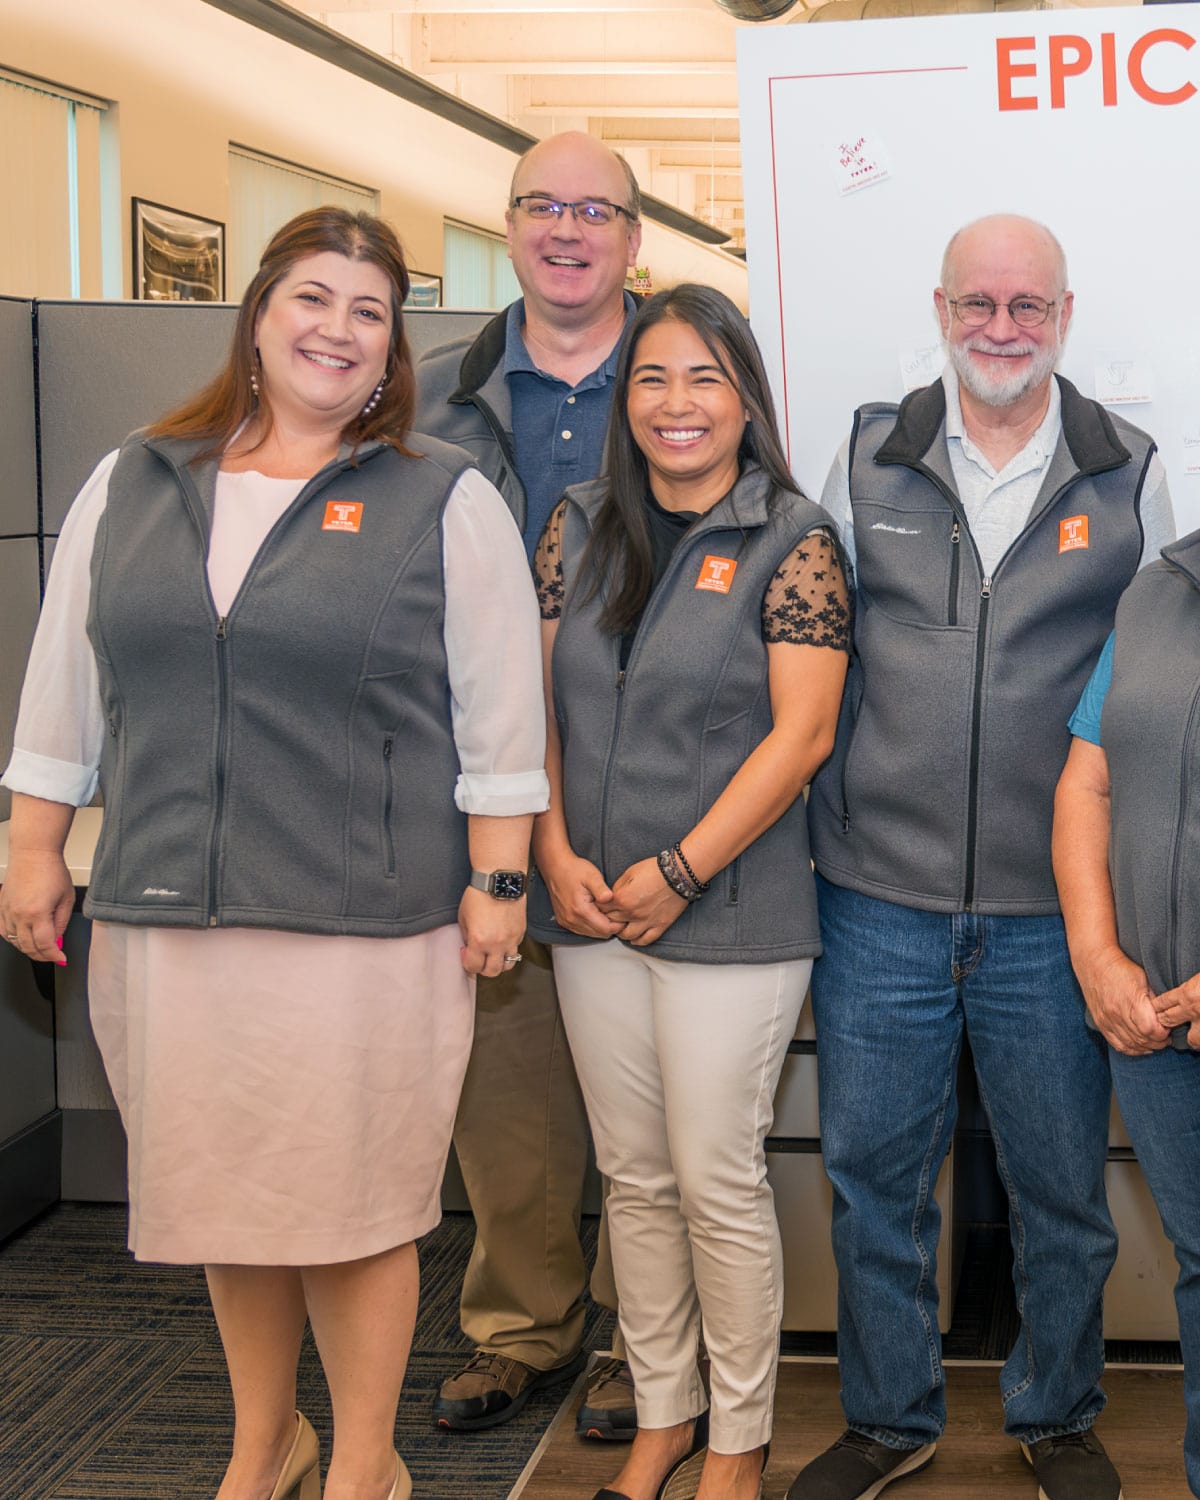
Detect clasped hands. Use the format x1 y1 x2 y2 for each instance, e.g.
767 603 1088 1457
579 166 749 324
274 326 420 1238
543 851 687 948
1081 946 1200 1054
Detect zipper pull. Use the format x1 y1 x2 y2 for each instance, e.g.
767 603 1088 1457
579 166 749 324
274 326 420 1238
616 670 625 692
215 616 228 641
951 521 960 546
383 736 393 758
980 576 993 599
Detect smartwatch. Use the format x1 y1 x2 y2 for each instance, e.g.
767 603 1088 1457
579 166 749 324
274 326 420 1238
469 868 527 900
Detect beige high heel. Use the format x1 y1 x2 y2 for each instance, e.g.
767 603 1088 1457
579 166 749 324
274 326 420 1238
386 1451 413 1500
268 1412 321 1500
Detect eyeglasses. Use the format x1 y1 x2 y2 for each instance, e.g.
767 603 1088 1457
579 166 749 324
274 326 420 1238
511 195 632 229
948 295 1057 329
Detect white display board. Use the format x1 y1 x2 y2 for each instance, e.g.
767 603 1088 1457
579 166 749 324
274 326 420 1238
738 7 1200 530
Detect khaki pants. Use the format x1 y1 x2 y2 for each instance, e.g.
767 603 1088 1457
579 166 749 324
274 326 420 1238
453 939 621 1370
554 940 809 1451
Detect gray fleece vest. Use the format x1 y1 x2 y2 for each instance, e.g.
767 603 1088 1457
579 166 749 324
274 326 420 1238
84 431 474 937
526 465 835 963
1103 530 1200 994
809 376 1154 915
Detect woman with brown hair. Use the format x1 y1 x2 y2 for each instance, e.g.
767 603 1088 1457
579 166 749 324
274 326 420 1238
0 207 547 1500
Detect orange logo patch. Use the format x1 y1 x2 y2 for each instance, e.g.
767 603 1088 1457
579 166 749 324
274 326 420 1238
695 555 738 594
1059 514 1089 553
322 500 363 533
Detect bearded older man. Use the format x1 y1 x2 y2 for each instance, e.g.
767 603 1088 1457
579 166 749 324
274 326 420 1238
790 215 1174 1500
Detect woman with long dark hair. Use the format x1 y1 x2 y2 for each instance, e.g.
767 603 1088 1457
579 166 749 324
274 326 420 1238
0 207 546 1500
529 284 850 1500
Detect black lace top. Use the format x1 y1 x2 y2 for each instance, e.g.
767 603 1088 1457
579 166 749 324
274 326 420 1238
534 497 852 653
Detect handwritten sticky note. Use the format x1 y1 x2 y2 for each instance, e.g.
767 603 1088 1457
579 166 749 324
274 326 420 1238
831 134 891 195
1182 429 1200 475
899 344 942 393
1094 359 1154 406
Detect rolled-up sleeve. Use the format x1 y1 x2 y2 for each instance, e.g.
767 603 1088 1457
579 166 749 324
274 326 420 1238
442 466 550 816
2 452 117 806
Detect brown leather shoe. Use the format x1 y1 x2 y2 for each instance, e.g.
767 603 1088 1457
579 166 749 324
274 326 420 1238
433 1348 587 1430
576 1356 638 1441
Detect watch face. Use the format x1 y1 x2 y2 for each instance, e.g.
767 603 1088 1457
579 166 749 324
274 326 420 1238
492 870 526 900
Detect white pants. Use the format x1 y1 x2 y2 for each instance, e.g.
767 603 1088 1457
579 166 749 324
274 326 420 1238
553 940 810 1453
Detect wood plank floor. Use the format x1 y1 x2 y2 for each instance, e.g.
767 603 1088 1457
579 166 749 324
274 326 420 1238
514 1359 1190 1499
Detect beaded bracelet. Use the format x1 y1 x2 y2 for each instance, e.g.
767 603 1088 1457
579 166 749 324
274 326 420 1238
657 847 702 903
671 842 710 895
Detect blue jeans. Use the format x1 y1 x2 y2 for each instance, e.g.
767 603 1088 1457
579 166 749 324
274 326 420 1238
1110 1046 1200 1497
811 873 1117 1448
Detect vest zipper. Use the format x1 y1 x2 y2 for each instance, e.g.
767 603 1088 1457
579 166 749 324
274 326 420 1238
1167 683 1200 988
208 615 230 925
727 855 741 905
382 735 397 878
948 521 960 625
598 666 627 875
962 577 992 910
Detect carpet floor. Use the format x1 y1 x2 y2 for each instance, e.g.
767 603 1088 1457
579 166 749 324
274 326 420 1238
0 1208 1181 1499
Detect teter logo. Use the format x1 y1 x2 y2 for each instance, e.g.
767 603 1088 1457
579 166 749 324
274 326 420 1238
696 555 738 594
1059 515 1090 553
322 500 364 533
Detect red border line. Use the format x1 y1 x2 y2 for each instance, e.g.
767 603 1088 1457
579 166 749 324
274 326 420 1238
771 66 970 81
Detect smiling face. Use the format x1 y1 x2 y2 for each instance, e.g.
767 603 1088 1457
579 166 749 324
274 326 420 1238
935 216 1072 410
505 132 642 329
625 316 749 512
253 250 393 432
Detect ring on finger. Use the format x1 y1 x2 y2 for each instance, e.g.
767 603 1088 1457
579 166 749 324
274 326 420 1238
502 953 522 966
5 933 18 944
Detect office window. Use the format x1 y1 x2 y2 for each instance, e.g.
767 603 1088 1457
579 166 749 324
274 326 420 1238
228 146 379 299
0 70 106 298
443 220 520 310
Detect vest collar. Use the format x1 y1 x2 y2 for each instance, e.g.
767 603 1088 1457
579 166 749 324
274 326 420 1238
1161 529 1200 591
567 461 777 532
450 308 508 402
874 374 1131 481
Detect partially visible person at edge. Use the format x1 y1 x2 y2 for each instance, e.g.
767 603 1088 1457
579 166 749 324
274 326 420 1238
529 284 851 1500
0 207 548 1500
1054 544 1200 1498
787 214 1175 1500
414 130 643 1440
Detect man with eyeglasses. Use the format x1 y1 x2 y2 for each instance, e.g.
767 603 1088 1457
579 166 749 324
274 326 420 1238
416 130 642 1440
790 214 1174 1500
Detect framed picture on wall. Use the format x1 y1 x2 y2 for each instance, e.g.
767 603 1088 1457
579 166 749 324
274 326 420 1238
132 198 225 302
404 271 442 309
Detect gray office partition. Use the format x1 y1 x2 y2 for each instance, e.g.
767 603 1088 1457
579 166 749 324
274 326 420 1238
36 301 240 535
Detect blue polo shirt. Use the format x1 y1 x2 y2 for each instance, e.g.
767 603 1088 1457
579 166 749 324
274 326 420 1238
505 293 637 558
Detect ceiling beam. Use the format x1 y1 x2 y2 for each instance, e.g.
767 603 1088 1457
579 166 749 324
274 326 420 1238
202 0 730 243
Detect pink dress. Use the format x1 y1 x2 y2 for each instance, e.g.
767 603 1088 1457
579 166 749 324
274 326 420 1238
4 461 548 1265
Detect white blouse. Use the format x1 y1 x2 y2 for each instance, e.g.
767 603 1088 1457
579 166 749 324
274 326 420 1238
3 453 549 818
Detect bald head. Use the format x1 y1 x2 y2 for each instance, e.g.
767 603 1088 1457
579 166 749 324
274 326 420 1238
509 131 641 222
940 214 1068 301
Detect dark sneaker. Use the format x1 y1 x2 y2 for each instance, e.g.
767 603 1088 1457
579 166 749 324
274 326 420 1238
1020 1431 1123 1500
433 1348 587 1431
786 1430 936 1500
576 1356 637 1441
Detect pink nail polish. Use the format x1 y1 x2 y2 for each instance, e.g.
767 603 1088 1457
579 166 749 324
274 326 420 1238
56 936 64 950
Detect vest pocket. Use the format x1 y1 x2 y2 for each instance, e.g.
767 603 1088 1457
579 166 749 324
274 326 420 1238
381 735 397 879
726 855 741 905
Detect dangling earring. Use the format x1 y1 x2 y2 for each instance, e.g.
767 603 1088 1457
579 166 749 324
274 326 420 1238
250 350 260 400
361 376 386 418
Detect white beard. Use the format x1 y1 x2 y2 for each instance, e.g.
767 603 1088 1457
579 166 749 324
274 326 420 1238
948 329 1061 407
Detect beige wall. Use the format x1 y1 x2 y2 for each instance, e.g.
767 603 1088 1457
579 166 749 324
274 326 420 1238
0 0 748 307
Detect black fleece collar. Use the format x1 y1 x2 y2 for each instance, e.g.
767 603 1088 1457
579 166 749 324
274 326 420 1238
874 374 1131 478
449 309 509 403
